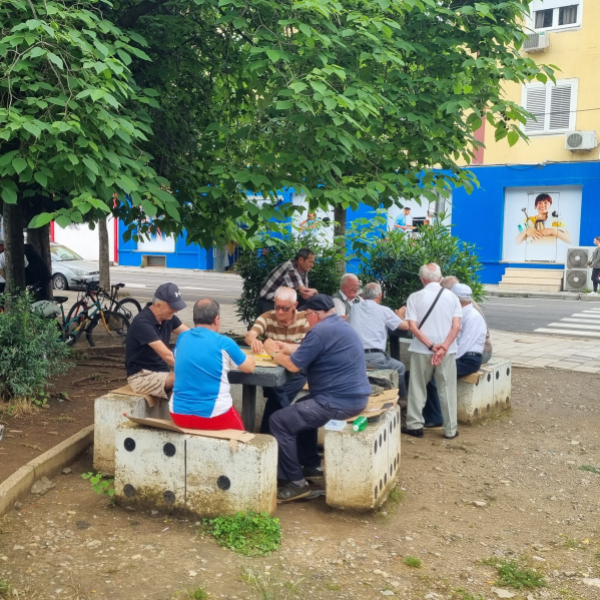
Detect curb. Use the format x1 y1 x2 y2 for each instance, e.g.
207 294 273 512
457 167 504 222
0 424 94 517
484 290 596 301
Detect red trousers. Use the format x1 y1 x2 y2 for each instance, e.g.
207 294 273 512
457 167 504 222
170 406 245 431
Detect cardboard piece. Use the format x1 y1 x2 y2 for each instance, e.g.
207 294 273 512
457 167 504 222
112 384 162 408
242 348 278 368
125 415 255 447
460 365 493 385
347 388 399 421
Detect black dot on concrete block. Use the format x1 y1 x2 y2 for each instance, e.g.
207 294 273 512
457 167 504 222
496 371 500 380
506 396 510 405
507 367 511 376
124 438 136 452
389 465 393 477
374 440 378 454
163 491 176 504
217 476 231 491
163 443 176 457
123 484 136 497
379 434 382 447
373 486 378 499
487 373 491 383
384 473 388 485
474 408 479 417
383 430 387 442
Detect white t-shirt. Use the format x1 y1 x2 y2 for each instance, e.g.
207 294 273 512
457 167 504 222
456 303 487 359
0 252 29 283
406 282 462 354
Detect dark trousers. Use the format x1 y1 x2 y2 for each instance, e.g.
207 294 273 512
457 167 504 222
422 353 483 425
593 268 600 292
257 297 275 315
270 397 364 482
260 373 307 433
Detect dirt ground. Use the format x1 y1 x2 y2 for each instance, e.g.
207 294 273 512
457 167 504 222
0 349 127 483
2 367 600 600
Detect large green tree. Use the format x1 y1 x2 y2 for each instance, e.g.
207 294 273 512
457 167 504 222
0 0 180 290
105 0 553 248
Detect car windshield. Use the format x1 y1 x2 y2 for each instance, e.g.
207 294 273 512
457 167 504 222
51 245 82 262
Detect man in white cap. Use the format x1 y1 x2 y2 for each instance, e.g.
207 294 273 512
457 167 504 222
451 283 487 378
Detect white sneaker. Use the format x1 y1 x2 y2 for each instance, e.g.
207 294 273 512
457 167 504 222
589 291 598 295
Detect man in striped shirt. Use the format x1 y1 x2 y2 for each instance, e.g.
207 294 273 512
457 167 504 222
245 286 310 433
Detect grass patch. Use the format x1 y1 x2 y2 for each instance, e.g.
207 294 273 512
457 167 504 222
404 556 422 568
388 487 405 503
580 465 600 476
171 590 209 600
241 567 305 599
324 583 341 591
452 592 483 600
564 537 586 550
204 512 281 556
485 558 546 589
0 578 12 599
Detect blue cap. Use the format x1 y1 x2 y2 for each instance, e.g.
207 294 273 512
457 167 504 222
155 283 186 310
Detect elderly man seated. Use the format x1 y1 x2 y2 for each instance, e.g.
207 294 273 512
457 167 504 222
245 286 309 433
170 299 255 430
125 283 189 399
348 282 409 398
332 273 363 319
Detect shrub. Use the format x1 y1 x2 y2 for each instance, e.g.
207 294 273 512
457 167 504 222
235 233 343 327
0 293 70 404
359 220 484 309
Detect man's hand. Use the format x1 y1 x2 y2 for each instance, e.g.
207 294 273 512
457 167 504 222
395 306 406 319
431 344 447 366
299 287 318 300
251 339 265 354
263 339 278 355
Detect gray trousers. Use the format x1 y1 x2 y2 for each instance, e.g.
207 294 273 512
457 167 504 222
365 351 407 397
406 351 457 437
482 350 492 364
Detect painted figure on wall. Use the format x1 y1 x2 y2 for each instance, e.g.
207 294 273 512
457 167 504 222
515 193 572 245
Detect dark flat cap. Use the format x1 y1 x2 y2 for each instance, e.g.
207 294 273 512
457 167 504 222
303 294 335 311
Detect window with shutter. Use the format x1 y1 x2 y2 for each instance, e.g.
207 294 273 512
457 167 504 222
524 87 547 133
549 85 572 131
522 79 577 135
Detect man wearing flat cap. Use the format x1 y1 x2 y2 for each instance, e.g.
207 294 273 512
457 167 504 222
269 294 371 502
125 283 190 399
451 283 487 378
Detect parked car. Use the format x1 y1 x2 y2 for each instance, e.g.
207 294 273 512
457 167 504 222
51 243 99 290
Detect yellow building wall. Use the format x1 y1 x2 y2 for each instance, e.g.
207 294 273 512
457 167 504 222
483 3 600 165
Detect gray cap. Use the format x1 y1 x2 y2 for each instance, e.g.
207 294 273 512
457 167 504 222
451 283 472 300
155 282 186 311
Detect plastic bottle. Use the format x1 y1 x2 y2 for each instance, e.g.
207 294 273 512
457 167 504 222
352 416 368 432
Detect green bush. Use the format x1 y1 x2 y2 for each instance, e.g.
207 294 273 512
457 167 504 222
0 293 71 403
359 220 484 309
235 234 343 327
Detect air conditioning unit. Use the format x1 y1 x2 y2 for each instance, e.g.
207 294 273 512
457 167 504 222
566 247 590 269
565 131 597 151
523 32 549 52
564 268 593 292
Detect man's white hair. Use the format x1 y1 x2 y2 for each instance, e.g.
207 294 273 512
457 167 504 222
274 286 297 303
363 282 382 300
340 273 358 286
419 263 442 283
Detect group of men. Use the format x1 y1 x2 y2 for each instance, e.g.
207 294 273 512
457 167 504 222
124 247 491 503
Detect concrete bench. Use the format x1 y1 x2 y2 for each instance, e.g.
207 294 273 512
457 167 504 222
114 422 277 517
457 359 512 424
94 392 171 475
324 405 401 510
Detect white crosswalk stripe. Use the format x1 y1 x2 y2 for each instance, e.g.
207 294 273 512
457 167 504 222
535 305 600 337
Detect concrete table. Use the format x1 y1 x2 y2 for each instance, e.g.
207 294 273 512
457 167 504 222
389 329 412 361
228 366 293 432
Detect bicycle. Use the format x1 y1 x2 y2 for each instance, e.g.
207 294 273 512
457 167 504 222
67 280 142 325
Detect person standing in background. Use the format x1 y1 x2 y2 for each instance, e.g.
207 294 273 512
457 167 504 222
589 237 600 295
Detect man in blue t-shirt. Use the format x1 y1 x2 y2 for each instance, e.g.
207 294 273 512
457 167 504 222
170 299 255 430
270 294 371 502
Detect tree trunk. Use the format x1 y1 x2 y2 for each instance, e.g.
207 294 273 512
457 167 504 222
3 201 26 295
333 204 346 274
26 224 52 299
98 216 110 290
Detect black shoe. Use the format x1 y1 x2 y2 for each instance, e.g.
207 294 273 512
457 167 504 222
444 431 459 440
277 482 311 503
302 467 324 481
401 427 424 438
424 422 443 429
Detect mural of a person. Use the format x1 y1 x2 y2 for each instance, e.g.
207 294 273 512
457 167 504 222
515 193 572 245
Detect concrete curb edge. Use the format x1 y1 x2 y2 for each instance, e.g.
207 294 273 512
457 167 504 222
0 424 94 517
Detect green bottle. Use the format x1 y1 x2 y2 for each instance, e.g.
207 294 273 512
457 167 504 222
352 416 368 432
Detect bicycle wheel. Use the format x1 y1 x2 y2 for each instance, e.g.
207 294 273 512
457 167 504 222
85 310 130 348
66 300 88 324
116 298 142 321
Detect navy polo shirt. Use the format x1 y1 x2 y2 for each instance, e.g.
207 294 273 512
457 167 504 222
290 314 371 411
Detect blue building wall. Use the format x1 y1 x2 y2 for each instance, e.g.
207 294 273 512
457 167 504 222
451 161 600 284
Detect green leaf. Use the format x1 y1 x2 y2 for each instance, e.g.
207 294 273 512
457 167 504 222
141 200 157 217
47 52 64 69
266 50 280 63
55 214 71 228
1 182 17 204
23 122 42 137
507 131 520 147
29 212 53 228
12 157 27 174
34 171 48 187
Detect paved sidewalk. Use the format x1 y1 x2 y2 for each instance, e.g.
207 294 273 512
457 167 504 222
484 283 600 302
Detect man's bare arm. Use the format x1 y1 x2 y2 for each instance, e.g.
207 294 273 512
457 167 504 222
407 320 434 349
245 330 264 354
173 324 190 335
273 352 301 373
237 356 255 373
148 340 175 367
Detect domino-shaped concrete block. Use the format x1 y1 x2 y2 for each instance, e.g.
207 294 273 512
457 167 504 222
94 393 171 475
367 369 399 391
457 359 512 424
114 423 278 517
324 405 401 510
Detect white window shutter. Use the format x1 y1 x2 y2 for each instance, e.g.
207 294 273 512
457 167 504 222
549 84 572 131
524 86 548 133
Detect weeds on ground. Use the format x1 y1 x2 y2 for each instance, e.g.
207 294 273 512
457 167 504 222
170 589 209 600
404 556 422 568
452 591 484 600
564 537 583 549
596 547 600 559
0 578 12 598
484 558 546 589
388 487 405 503
580 465 600 476
204 512 281 556
241 567 305 599
81 472 115 503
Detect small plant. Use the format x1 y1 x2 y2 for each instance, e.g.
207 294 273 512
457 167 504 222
565 537 580 549
324 583 341 591
0 578 12 598
404 556 422 568
388 487 405 503
82 472 115 502
170 590 208 600
580 465 600 476
241 567 305 599
486 559 546 589
205 512 281 556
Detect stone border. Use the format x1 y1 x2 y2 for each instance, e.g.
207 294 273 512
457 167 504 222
0 425 94 517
